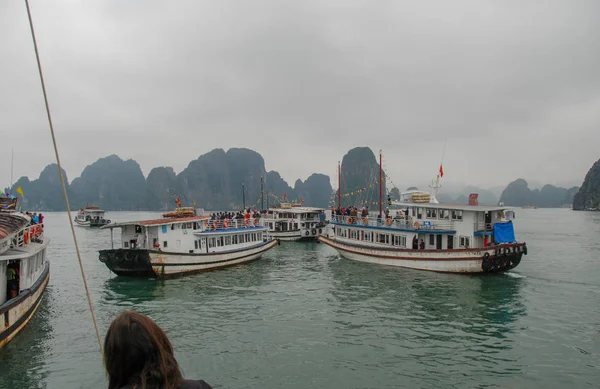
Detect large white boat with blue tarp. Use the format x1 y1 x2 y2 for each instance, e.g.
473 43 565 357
319 156 528 273
99 207 278 278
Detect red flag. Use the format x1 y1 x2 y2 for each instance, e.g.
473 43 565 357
283 193 287 199
439 164 444 177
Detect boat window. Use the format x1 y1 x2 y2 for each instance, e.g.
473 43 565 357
187 223 192 229
181 223 186 230
426 209 433 218
171 224 175 230
225 236 231 245
393 235 406 247
429 235 435 246
417 208 423 219
431 209 437 218
124 241 129 248
208 238 214 248
194 240 198 250
163 241 168 248
459 236 470 248
294 223 298 229
441 210 449 220
220 237 224 246
452 210 463 221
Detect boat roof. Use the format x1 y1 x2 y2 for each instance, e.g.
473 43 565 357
392 201 510 212
102 215 209 229
269 206 325 213
0 212 30 239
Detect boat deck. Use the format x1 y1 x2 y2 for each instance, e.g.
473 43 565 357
1 239 50 261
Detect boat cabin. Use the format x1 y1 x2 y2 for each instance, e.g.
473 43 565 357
0 224 48 305
265 203 326 232
333 194 516 251
103 213 270 254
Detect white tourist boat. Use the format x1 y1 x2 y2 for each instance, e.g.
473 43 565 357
99 208 278 278
263 203 327 241
74 204 111 228
0 207 50 348
319 155 528 273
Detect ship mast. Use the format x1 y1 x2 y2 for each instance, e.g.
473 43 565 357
379 150 383 217
430 141 447 204
337 161 341 209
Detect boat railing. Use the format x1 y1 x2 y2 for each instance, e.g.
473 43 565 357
267 217 323 223
13 224 45 248
200 217 267 231
473 221 493 231
332 215 455 231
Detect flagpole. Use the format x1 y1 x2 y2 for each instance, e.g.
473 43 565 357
10 148 14 190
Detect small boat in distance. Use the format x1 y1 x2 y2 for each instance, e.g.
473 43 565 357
98 207 278 278
0 200 50 348
74 204 111 227
263 203 327 241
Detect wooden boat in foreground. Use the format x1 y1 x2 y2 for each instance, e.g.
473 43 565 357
99 208 278 278
0 208 50 348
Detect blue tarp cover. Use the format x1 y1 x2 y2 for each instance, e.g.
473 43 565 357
493 221 516 243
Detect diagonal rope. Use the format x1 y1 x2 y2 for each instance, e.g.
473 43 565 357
24 0 104 355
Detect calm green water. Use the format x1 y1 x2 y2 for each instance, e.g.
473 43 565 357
0 209 598 388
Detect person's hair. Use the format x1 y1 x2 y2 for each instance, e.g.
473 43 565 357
104 311 183 389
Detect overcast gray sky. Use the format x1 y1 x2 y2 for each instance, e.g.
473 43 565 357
2 0 599 191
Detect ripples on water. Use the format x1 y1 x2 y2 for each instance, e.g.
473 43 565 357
0 209 598 388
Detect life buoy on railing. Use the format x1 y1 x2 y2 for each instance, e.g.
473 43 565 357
24 230 29 244
362 217 368 226
413 221 420 230
223 219 229 229
254 218 259 226
386 218 393 226
204 220 209 229
244 218 250 227
347 217 354 224
212 220 218 230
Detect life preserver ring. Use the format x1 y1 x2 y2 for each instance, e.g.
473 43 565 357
495 248 501 256
24 230 29 244
413 221 420 230
386 218 393 226
244 218 250 227
204 220 209 228
311 229 317 235
318 228 322 234
347 217 353 224
254 218 259 226
362 217 368 226
305 230 310 236
483 252 490 259
223 219 229 229
504 247 510 255
212 220 218 230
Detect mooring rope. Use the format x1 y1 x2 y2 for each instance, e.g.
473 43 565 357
24 0 104 355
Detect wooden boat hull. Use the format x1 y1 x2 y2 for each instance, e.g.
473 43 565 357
270 229 322 242
99 239 278 278
0 261 49 348
74 218 90 227
318 235 526 273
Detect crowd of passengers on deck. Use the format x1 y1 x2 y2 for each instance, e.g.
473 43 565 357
331 205 411 225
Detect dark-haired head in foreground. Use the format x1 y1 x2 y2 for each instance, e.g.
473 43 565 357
104 311 212 389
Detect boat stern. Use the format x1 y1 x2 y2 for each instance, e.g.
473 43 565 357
482 243 528 273
98 249 155 277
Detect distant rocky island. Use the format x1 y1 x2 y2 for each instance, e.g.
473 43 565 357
498 179 579 208
573 158 600 211
6 146 595 211
8 148 333 211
